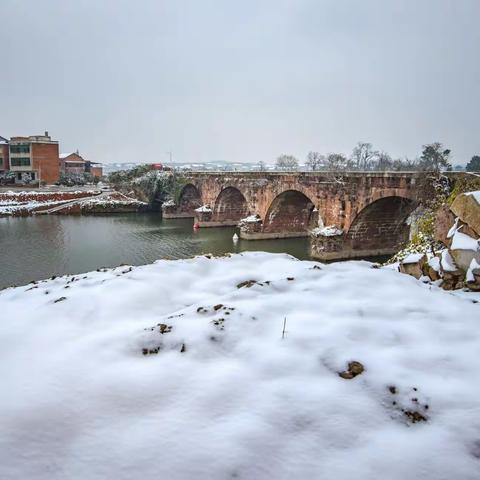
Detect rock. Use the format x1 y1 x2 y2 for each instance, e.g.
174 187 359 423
450 249 480 273
403 410 427 424
422 255 441 281
237 280 259 289
450 192 480 237
466 259 480 291
434 204 456 245
338 361 364 379
399 253 427 279
439 250 464 290
449 230 480 271
158 323 172 334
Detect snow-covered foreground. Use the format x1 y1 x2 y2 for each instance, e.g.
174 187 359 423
1 252 480 479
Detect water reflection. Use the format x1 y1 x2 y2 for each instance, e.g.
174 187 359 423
0 214 311 288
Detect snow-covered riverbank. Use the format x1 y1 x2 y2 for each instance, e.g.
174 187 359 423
0 190 146 216
1 252 479 479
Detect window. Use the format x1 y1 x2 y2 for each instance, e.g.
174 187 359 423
10 144 30 154
0 157 3 168
10 157 31 167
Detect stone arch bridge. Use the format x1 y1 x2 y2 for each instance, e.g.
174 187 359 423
162 172 428 260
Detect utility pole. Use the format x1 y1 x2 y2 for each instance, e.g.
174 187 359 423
166 151 173 164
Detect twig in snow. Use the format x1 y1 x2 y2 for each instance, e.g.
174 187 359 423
282 317 287 339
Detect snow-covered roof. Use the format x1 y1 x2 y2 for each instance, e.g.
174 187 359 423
0 135 8 145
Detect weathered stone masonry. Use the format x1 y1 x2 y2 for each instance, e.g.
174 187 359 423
163 172 426 260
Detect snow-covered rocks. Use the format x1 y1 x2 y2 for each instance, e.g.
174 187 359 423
449 230 480 271
451 191 480 237
1 252 480 479
195 204 212 213
239 213 262 224
238 214 263 237
310 225 343 237
399 253 426 279
397 189 480 291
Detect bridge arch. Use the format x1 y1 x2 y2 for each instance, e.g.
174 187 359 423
177 183 202 216
263 190 317 236
212 186 249 224
345 196 416 254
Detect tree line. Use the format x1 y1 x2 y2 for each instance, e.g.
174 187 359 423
274 142 480 172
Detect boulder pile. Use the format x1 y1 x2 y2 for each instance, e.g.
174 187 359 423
399 190 480 291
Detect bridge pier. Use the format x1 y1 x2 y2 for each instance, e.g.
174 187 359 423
194 208 240 228
309 233 399 260
162 202 198 219
239 214 312 240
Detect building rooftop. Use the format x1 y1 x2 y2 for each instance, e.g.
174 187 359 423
10 132 58 144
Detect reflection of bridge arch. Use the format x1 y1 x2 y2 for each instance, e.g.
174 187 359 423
177 184 202 216
212 186 249 224
263 190 317 236
345 196 416 253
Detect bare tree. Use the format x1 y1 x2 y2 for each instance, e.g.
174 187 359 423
275 155 299 171
391 157 418 171
258 160 267 171
305 151 326 171
375 151 393 171
326 153 350 170
323 153 350 184
351 142 379 170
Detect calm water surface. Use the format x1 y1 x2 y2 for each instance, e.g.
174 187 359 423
0 214 312 289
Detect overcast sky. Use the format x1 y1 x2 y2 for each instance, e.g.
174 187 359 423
2 0 479 165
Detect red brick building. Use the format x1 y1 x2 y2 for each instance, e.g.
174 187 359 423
0 136 9 173
90 164 103 177
59 151 103 178
8 132 59 184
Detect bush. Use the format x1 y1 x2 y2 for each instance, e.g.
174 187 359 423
447 176 480 205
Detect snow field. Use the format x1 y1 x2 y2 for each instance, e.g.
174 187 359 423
0 252 479 479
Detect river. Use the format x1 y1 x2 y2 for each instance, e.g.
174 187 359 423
0 213 314 289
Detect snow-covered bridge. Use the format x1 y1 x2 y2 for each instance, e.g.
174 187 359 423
162 171 430 260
